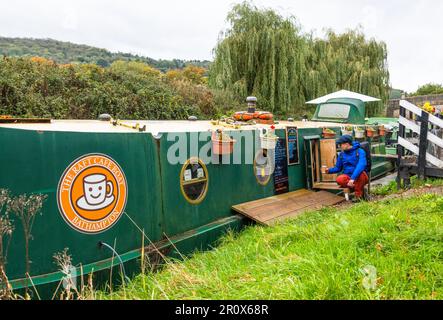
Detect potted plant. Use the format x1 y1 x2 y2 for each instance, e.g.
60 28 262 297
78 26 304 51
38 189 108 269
366 126 376 138
422 102 436 114
260 125 279 150
322 128 336 139
341 126 353 136
212 129 236 155
354 127 365 138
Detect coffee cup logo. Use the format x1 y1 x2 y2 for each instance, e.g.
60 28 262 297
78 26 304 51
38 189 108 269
78 174 115 210
57 154 127 234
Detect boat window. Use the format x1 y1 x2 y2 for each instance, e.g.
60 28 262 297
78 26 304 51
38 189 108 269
180 157 209 204
254 149 272 186
317 103 351 119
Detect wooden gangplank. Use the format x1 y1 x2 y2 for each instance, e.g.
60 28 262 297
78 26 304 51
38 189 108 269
232 189 344 226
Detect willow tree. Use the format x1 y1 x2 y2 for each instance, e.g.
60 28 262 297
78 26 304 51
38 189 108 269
209 2 307 114
303 30 390 116
209 2 390 116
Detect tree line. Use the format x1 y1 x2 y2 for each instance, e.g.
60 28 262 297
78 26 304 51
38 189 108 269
411 83 443 96
0 37 210 71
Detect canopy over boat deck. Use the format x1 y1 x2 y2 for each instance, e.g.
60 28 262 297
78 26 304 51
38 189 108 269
305 90 381 104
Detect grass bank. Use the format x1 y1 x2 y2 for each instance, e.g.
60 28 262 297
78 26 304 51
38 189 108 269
100 185 443 300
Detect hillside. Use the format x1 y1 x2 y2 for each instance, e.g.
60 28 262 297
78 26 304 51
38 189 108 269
0 36 210 71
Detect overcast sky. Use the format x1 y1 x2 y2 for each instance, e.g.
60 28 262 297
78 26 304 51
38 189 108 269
1 0 442 92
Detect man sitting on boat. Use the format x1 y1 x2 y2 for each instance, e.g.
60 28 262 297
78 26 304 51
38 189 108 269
325 135 369 200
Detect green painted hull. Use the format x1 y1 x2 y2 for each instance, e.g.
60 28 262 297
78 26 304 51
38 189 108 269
0 124 394 298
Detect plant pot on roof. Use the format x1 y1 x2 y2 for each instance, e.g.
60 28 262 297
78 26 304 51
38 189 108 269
212 130 236 155
260 126 279 150
354 127 365 138
322 128 336 139
366 127 377 138
341 126 353 136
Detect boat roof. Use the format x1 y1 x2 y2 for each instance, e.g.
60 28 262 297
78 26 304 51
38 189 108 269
0 119 347 134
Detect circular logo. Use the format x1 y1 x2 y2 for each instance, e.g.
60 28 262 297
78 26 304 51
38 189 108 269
57 154 128 234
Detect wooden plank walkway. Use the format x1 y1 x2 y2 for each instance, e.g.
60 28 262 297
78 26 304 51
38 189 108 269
232 189 344 226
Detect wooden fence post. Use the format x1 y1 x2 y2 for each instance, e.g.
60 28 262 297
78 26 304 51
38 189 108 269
417 112 429 180
397 105 406 189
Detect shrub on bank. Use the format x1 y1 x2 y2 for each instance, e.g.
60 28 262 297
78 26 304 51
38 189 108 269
0 57 208 120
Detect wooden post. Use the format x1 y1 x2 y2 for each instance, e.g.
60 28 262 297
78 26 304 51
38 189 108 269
397 105 406 189
417 112 429 180
438 128 443 161
343 188 351 201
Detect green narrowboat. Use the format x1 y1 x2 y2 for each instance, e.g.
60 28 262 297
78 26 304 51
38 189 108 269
0 92 396 298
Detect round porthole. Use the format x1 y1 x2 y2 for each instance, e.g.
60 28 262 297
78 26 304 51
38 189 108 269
254 149 273 186
180 157 209 205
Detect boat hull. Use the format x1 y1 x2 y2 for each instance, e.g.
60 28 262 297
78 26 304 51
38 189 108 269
0 123 394 298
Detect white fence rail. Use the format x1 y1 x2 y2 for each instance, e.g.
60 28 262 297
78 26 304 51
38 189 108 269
398 100 443 172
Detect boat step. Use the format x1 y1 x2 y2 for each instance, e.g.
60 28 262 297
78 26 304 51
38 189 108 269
312 182 343 190
231 189 344 226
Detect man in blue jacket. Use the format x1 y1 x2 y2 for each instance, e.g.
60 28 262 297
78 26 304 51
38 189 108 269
326 135 369 200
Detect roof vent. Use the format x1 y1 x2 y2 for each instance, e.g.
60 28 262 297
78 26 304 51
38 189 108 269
188 116 198 121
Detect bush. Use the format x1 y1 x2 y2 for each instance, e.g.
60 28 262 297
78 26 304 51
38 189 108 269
0 57 212 120
411 83 443 96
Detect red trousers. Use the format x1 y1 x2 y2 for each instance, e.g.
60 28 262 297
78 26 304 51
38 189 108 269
336 172 369 198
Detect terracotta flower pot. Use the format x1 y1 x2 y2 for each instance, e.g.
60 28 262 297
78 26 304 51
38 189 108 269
212 132 236 155
212 139 236 155
322 132 336 139
366 129 375 138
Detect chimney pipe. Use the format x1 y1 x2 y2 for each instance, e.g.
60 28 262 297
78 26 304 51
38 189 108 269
246 96 257 113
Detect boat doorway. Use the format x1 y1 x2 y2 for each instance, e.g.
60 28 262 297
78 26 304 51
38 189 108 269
304 136 342 191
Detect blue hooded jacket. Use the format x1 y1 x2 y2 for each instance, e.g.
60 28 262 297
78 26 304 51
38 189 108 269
328 142 367 181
